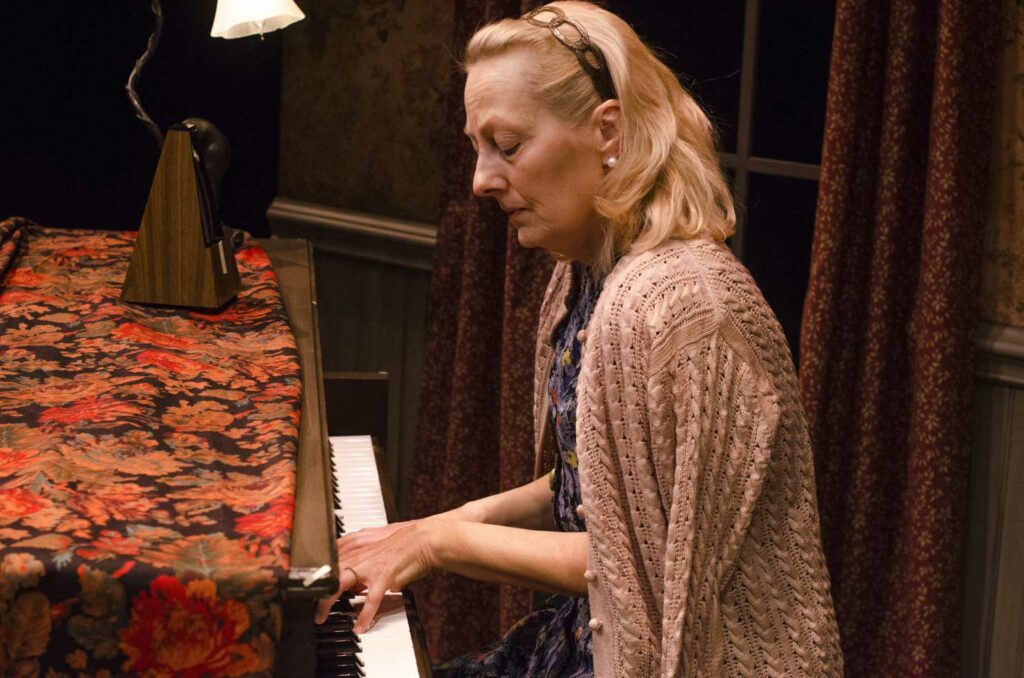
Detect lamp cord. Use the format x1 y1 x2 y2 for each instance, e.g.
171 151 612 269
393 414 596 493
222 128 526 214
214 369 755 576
126 0 165 147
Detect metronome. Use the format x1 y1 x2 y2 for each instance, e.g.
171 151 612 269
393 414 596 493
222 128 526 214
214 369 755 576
121 118 240 309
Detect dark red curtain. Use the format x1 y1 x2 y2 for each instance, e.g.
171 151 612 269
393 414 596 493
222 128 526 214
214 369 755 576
800 1 1001 675
409 0 550 663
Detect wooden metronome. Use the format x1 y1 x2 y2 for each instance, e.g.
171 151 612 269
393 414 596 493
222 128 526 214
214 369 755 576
121 119 240 309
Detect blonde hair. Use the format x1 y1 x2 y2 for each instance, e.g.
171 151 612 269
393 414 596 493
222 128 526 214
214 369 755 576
464 1 736 272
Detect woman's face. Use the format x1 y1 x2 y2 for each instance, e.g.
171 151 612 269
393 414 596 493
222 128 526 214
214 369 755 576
464 51 618 264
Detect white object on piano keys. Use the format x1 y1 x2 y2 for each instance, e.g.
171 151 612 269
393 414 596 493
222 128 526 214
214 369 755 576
330 435 419 677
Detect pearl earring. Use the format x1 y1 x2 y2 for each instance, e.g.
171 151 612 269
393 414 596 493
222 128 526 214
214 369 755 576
605 156 618 169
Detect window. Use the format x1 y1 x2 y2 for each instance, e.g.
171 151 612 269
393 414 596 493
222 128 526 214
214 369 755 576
609 0 836 364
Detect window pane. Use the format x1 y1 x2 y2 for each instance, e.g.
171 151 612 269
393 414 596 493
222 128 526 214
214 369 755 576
610 1 746 153
752 1 835 163
743 173 819 366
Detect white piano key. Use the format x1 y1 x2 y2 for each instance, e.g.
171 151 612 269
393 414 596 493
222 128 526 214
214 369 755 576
329 435 420 677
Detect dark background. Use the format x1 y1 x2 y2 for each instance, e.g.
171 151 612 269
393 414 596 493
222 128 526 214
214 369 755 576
0 0 283 236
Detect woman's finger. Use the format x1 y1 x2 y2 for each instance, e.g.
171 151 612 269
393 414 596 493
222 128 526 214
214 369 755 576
314 588 338 625
313 563 361 624
355 580 389 634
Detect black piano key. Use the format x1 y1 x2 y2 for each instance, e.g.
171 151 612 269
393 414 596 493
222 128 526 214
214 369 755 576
317 655 365 671
317 665 364 675
315 638 360 652
318 652 364 666
317 650 364 667
315 630 356 643
315 662 365 678
316 636 361 650
316 620 355 633
315 633 359 645
316 644 361 658
315 658 362 670
316 669 363 678
316 631 360 645
316 646 363 661
327 610 360 622
316 635 359 648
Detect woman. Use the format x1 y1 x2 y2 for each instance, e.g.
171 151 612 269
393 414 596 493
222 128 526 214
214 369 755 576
316 2 843 675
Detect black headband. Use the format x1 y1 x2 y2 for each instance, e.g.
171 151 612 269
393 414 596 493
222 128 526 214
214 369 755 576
521 6 618 102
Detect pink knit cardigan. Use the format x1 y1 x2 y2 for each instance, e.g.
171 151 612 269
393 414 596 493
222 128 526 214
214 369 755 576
532 238 843 677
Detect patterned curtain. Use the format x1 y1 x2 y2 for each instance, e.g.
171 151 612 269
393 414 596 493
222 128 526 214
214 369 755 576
800 1 1002 675
409 0 550 663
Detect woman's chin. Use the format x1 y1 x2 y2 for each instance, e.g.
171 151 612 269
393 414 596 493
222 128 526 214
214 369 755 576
515 226 542 250
513 219 561 254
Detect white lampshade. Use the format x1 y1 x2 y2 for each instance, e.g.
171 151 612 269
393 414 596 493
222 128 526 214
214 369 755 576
211 0 305 39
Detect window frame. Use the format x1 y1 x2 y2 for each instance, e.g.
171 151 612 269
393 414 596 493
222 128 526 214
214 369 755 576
722 0 825 260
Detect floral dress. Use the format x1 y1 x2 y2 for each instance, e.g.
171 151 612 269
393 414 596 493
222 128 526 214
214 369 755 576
434 263 602 678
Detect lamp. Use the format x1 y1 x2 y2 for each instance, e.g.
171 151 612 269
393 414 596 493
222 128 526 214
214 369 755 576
211 0 306 39
121 0 305 309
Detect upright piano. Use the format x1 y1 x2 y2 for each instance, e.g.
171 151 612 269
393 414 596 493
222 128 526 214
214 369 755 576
262 239 431 677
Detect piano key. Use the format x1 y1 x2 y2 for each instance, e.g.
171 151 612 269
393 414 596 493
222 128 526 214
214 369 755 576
320 630 357 640
328 436 420 677
324 614 356 625
316 661 365 677
316 669 364 678
318 654 364 667
315 640 361 654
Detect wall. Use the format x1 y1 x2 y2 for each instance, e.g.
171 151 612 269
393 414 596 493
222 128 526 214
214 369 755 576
278 0 454 223
963 3 1024 675
980 3 1024 328
274 0 455 515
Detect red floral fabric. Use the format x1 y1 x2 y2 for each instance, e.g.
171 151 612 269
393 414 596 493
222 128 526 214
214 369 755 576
799 1 1001 675
0 217 300 676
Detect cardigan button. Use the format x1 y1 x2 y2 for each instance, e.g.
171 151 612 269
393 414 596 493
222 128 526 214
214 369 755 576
575 504 585 519
576 329 587 343
583 569 596 582
588 618 603 631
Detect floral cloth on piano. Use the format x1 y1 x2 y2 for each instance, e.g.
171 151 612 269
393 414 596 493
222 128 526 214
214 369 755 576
434 262 599 678
0 218 300 677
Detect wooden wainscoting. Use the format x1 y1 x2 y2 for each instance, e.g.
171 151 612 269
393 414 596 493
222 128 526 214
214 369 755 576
963 322 1024 677
268 197 436 518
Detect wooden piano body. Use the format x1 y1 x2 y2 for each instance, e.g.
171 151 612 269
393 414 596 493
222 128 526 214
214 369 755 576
262 239 431 677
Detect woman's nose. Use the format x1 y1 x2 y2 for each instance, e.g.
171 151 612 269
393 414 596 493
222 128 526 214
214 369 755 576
472 155 507 198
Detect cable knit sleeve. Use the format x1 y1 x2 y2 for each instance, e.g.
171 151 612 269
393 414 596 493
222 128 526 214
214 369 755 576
646 291 781 676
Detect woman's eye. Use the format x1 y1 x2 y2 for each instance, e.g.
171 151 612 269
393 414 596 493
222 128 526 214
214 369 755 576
499 143 520 158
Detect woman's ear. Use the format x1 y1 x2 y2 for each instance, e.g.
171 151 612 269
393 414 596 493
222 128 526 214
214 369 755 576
592 99 622 160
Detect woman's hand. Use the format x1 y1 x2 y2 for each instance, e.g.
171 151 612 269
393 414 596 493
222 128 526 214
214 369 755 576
314 516 445 631
314 475 583 633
